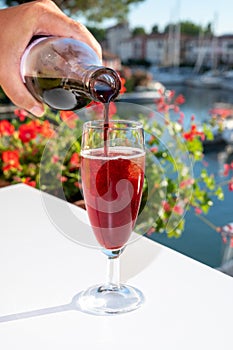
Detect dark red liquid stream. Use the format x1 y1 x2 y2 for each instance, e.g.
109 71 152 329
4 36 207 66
104 103 110 156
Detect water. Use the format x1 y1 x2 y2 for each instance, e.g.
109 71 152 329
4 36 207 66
144 85 233 268
167 84 233 125
147 84 233 125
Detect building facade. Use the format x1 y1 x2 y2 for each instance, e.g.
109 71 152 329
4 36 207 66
104 24 233 68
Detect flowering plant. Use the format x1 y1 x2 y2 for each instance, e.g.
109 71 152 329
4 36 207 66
141 89 233 240
0 109 83 201
0 84 232 238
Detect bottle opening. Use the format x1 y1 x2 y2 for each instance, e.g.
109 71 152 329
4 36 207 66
90 69 121 103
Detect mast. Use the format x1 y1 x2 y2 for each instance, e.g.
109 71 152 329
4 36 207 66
166 0 181 67
211 13 219 71
194 29 206 73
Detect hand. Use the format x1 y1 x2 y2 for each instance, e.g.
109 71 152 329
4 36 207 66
0 0 102 116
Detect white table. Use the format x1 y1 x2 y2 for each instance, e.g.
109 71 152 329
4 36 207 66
0 184 233 349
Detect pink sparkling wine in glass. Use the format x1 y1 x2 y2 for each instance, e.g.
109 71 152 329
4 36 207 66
81 147 145 250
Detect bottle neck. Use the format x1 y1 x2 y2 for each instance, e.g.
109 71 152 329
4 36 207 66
85 67 121 103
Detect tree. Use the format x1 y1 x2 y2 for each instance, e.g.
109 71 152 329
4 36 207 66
151 24 159 34
87 26 106 42
3 0 145 23
164 21 203 36
204 22 213 36
180 21 202 36
132 26 146 36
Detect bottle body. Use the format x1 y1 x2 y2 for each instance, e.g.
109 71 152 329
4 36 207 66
21 37 121 110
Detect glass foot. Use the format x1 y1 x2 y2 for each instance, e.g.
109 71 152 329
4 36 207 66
74 283 145 315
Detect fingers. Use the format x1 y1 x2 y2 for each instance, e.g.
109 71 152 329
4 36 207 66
0 14 44 117
66 19 102 59
0 0 102 114
30 0 102 59
64 19 102 59
1 77 45 117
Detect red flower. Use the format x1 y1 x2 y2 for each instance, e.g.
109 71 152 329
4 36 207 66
87 101 117 118
2 150 19 163
174 94 185 105
87 101 103 114
155 91 185 115
173 205 184 215
209 107 232 118
179 178 194 189
183 124 205 142
0 120 15 136
150 146 158 153
119 77 126 94
162 201 171 212
14 109 28 121
2 150 20 170
194 207 202 215
22 177 36 187
52 155 59 164
19 121 37 142
147 227 155 235
223 164 230 176
107 102 117 117
148 135 156 145
74 181 82 189
60 176 68 182
60 110 78 129
223 163 233 177
173 105 180 113
38 120 54 138
69 152 80 170
177 112 185 124
155 96 170 113
228 180 233 191
167 90 175 100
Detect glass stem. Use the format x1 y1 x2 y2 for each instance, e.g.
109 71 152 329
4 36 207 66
106 255 120 289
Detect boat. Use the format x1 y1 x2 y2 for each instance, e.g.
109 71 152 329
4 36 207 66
217 222 233 275
185 71 224 89
209 103 233 145
222 117 233 144
220 71 233 91
150 66 190 86
117 81 165 104
117 90 161 104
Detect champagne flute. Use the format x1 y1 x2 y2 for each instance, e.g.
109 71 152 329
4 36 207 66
76 119 145 315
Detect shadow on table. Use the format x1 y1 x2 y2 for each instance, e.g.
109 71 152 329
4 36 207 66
121 235 162 281
0 237 161 323
0 301 74 323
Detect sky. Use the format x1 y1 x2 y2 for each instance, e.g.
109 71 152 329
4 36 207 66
0 0 232 36
127 0 233 35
